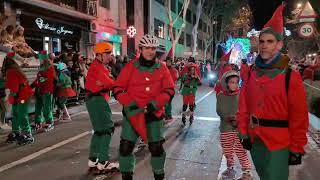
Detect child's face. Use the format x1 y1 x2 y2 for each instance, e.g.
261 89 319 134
227 77 239 91
67 61 73 67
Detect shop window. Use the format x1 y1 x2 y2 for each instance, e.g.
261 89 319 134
186 33 192 47
187 9 192 23
154 18 165 39
171 0 176 13
100 0 110 9
179 31 185 45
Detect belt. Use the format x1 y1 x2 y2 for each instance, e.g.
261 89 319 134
251 116 288 128
86 89 110 98
184 85 195 88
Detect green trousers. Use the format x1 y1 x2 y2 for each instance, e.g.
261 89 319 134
164 98 173 117
11 100 31 133
86 96 114 162
57 97 67 110
34 93 54 123
250 140 289 180
119 115 165 174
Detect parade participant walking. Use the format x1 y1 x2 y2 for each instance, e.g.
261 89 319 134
164 49 178 123
113 34 175 180
216 70 252 180
237 3 309 180
180 65 201 126
85 42 119 174
3 52 34 145
31 50 56 131
55 62 76 122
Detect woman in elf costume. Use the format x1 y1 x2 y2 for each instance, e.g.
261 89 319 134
31 50 56 131
3 52 34 145
55 62 76 122
180 65 201 125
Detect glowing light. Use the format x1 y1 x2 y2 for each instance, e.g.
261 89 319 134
127 26 137 38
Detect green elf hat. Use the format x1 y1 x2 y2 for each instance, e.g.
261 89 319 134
38 50 49 60
260 3 285 41
6 52 18 61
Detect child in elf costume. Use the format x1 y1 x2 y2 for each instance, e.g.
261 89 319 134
85 42 119 173
31 50 56 131
55 62 76 122
180 65 201 125
3 52 34 145
113 34 175 180
216 70 252 180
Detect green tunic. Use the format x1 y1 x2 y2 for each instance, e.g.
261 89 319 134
180 74 200 95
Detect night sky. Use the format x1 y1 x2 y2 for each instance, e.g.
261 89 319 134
248 0 298 30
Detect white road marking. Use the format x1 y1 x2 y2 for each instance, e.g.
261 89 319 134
195 90 214 104
0 131 90 173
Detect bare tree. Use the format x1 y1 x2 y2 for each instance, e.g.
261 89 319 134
165 0 191 60
191 0 205 57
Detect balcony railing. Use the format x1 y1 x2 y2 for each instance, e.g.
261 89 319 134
42 0 97 16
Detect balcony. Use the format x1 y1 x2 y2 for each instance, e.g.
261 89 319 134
14 0 97 20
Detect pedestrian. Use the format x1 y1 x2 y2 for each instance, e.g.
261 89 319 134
31 50 56 131
55 62 76 122
216 70 252 180
3 52 34 145
113 34 175 180
164 50 178 124
85 42 119 173
180 65 201 125
237 3 309 180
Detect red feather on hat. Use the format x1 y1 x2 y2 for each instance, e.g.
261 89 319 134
263 3 285 34
221 50 232 62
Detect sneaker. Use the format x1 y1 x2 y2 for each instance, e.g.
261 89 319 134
182 115 186 126
88 158 99 168
44 123 54 132
97 161 119 171
222 167 236 179
17 133 34 145
6 132 19 144
32 122 43 131
189 115 194 125
237 169 253 180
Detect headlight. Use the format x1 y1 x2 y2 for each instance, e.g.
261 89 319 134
209 73 216 79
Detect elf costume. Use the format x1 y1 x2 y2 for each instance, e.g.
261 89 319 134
236 4 309 180
31 50 56 131
180 64 201 125
4 52 34 145
85 42 119 172
164 48 178 123
55 62 76 122
113 34 175 180
214 51 233 95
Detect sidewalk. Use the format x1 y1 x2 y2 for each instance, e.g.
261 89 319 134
0 98 119 141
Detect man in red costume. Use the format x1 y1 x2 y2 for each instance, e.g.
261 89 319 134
113 34 175 180
85 42 119 173
236 3 309 180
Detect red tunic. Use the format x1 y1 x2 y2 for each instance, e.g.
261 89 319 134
33 66 56 94
6 69 33 104
85 60 115 101
240 63 249 82
114 60 175 142
236 68 309 153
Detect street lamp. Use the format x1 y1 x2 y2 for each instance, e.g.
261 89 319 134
297 3 302 8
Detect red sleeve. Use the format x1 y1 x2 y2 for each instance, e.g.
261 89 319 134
101 69 115 90
236 79 250 136
154 65 175 109
47 66 56 82
240 64 249 81
6 70 20 95
113 62 134 106
288 70 309 153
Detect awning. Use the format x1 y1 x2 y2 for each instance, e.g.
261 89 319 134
14 0 97 21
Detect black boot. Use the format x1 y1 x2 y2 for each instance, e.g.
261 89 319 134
154 173 165 180
122 172 133 180
189 115 194 125
17 132 34 145
182 114 186 125
6 132 19 144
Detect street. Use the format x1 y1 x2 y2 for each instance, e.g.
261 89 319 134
0 86 320 180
